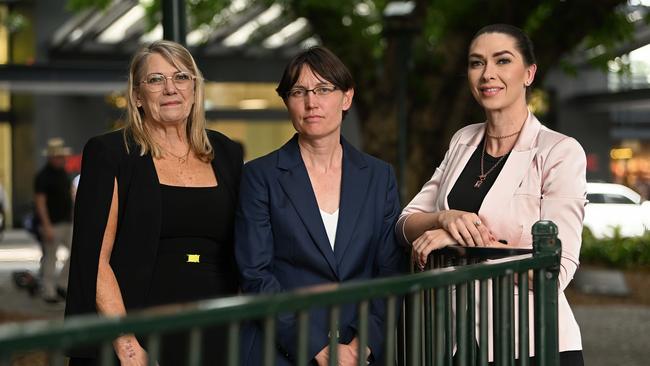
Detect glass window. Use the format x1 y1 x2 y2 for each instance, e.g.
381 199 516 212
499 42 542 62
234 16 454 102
587 194 606 204
603 194 636 204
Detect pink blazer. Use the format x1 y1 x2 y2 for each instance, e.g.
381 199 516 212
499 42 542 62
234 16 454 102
397 112 586 356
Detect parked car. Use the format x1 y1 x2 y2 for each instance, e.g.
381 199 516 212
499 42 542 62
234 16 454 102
583 182 650 238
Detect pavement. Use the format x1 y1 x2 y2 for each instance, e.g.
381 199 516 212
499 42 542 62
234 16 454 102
0 229 67 320
0 229 649 365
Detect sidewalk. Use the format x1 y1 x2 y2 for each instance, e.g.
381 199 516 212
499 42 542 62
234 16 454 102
0 229 66 321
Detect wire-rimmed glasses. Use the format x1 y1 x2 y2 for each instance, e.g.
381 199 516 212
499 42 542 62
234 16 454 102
140 71 196 92
286 86 338 99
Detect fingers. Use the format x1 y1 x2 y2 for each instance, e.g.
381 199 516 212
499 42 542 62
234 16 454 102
448 214 493 247
337 344 359 366
412 230 454 269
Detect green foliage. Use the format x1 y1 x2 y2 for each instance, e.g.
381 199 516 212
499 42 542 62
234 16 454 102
0 12 28 33
581 227 650 269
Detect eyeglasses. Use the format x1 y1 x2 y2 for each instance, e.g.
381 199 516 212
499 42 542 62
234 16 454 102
140 71 196 92
287 86 338 99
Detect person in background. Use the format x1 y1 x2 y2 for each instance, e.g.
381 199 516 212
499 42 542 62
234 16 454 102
65 40 242 365
235 46 405 366
34 137 73 303
396 24 585 365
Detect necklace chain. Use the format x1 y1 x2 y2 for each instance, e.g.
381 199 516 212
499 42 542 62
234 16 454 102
486 128 522 139
474 140 509 189
160 144 190 164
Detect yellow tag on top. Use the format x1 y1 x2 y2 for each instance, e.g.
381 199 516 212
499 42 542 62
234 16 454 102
186 254 200 263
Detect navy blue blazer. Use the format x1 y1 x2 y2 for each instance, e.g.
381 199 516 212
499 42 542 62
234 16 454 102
235 134 405 365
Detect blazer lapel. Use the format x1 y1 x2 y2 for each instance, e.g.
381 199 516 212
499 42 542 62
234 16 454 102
333 138 369 263
479 112 541 240
277 135 339 278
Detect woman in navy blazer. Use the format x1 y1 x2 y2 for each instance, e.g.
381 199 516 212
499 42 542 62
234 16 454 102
235 46 405 365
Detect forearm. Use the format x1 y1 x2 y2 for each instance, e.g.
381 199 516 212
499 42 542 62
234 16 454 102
95 261 126 317
34 194 52 227
400 211 445 244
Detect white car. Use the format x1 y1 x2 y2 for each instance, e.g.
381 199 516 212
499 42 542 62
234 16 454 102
583 182 650 238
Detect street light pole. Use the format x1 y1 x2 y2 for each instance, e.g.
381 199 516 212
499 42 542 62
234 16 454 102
162 0 187 46
384 1 416 204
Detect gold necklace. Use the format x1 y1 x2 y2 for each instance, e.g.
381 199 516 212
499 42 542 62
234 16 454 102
474 140 509 189
160 145 190 164
486 129 522 139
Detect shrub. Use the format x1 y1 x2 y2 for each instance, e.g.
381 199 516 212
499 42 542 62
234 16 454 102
581 227 650 269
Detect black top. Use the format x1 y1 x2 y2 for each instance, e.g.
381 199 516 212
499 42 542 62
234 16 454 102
65 130 243 358
159 184 233 241
34 164 72 223
150 183 238 304
447 138 510 213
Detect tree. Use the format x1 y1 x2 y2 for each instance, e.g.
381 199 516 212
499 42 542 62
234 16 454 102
70 0 634 198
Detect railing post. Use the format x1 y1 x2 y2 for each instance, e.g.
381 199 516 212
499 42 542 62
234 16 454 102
532 220 561 366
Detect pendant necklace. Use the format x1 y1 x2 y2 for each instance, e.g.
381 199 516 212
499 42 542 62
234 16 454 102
161 145 190 164
474 129 520 188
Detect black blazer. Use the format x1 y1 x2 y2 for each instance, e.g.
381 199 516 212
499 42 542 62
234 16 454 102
64 129 242 353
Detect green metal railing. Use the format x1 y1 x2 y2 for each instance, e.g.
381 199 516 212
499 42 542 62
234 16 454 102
401 219 561 366
0 220 561 366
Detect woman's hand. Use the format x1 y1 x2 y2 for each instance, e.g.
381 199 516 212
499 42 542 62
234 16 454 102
438 210 493 246
113 334 148 366
339 337 371 365
412 229 458 269
314 346 329 366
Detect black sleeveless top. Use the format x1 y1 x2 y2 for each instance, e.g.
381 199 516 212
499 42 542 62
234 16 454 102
145 183 238 365
147 183 238 306
447 138 510 212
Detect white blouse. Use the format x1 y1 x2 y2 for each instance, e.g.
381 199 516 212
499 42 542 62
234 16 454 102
320 208 339 250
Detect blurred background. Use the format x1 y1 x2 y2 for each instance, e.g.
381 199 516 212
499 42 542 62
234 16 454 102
0 0 649 365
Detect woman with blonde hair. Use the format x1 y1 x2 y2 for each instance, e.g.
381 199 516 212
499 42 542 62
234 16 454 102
65 40 243 365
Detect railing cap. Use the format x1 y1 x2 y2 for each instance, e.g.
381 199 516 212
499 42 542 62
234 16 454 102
531 220 558 236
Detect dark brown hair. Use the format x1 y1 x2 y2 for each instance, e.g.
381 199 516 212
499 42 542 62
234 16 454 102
276 46 355 118
471 24 536 66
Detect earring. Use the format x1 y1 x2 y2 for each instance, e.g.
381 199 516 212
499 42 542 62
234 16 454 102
136 100 142 107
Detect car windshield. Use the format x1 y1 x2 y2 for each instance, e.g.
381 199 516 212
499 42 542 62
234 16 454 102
587 193 636 204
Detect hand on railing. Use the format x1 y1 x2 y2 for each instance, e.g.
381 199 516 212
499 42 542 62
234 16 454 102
113 334 148 366
438 209 494 246
412 228 458 270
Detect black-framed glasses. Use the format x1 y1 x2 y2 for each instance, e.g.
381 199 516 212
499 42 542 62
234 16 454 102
140 71 196 92
287 86 338 99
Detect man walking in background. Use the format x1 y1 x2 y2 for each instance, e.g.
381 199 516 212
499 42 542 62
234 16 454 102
34 137 73 303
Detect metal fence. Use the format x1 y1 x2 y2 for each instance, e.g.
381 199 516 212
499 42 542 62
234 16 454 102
0 220 561 366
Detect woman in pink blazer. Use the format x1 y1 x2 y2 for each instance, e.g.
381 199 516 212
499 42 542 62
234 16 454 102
396 24 586 365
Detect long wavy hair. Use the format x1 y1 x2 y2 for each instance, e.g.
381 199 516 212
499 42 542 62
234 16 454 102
124 40 213 162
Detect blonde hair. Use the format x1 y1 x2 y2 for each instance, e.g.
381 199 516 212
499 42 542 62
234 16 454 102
124 40 213 162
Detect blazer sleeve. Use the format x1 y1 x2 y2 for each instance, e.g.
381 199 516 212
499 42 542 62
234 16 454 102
234 163 326 360
395 129 463 245
540 137 587 291
65 136 120 317
366 164 405 361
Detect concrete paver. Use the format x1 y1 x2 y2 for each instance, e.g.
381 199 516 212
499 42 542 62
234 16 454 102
0 229 65 320
574 305 650 366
